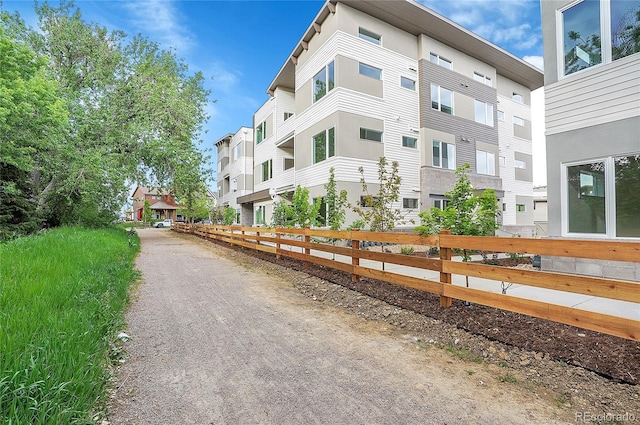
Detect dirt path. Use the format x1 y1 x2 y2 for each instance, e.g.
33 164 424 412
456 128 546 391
107 229 575 424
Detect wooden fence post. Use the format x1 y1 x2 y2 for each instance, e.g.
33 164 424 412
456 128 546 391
439 229 452 308
351 229 360 282
276 228 281 260
304 227 310 268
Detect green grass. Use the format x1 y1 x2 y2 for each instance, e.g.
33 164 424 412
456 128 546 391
0 227 139 424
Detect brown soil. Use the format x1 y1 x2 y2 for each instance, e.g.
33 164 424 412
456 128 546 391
197 238 640 412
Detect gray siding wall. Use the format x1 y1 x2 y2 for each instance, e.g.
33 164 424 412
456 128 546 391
418 59 499 173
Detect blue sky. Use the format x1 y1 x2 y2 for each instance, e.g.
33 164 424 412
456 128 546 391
2 0 547 184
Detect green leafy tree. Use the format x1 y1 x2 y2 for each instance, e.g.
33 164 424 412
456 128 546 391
270 186 319 228
142 200 153 225
351 157 406 232
222 206 236 225
2 3 211 230
324 167 348 230
0 21 67 240
416 163 500 260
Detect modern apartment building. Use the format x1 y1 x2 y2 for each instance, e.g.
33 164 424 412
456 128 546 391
540 0 639 279
237 0 543 230
215 127 254 225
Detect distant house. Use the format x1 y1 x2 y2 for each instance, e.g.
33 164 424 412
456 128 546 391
131 187 179 221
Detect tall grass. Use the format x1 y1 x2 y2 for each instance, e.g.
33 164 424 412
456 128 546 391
0 227 140 424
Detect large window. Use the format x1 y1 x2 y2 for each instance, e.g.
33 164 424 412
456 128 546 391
431 84 454 115
358 27 381 45
359 62 382 80
261 159 273 182
313 61 335 103
432 140 455 170
561 0 640 76
256 120 267 144
565 154 640 237
474 100 494 126
360 128 383 142
255 205 266 225
403 198 419 209
476 150 496 176
312 128 335 164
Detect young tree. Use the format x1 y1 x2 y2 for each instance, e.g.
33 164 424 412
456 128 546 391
270 186 320 228
142 200 153 225
324 167 348 230
351 157 405 232
222 207 236 225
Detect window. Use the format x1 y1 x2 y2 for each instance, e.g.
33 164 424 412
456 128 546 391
430 53 452 69
231 178 237 192
473 72 492 86
562 0 602 75
476 150 496 176
502 203 507 212
359 62 382 80
514 116 524 126
611 0 640 60
284 158 294 171
497 110 505 121
402 136 417 148
434 199 450 210
312 128 335 164
256 121 267 144
261 159 272 182
313 61 335 103
233 143 242 161
284 112 293 121
400 76 416 90
360 128 383 142
431 84 454 115
358 27 381 45
515 159 526 169
499 156 506 167
474 100 494 126
403 198 419 209
512 92 523 103
516 204 526 212
432 140 455 170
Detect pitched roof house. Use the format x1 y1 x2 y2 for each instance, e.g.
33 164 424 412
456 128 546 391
131 186 179 221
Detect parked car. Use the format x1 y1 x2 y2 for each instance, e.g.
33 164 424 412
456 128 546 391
154 219 173 228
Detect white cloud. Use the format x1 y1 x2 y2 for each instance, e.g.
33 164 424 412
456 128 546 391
523 55 544 71
121 0 194 52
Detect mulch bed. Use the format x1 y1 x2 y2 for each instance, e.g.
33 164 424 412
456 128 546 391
224 242 640 385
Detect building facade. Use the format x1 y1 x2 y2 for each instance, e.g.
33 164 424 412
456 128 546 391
215 127 254 225
541 0 639 239
238 0 543 231
540 0 640 280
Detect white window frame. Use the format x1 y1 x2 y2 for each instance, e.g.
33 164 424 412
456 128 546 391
554 0 640 79
473 72 492 86
359 62 382 80
400 76 416 91
430 53 452 69
402 135 417 149
261 159 273 182
431 84 454 115
432 140 456 170
476 150 496 176
313 60 335 103
312 127 335 164
360 128 383 142
402 198 419 209
497 110 505 121
561 156 629 238
358 27 381 45
515 159 526 169
256 120 267 144
514 116 525 126
474 100 494 127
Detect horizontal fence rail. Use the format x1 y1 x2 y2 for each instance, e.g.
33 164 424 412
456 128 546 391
173 223 640 341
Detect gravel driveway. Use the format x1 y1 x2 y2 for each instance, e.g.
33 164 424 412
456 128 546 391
107 229 572 424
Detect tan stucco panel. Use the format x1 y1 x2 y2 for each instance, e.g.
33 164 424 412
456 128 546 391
337 55 383 98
